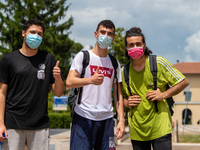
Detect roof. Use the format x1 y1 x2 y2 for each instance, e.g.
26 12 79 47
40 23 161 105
173 62 200 74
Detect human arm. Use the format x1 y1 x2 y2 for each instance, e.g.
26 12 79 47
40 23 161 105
113 83 125 140
146 78 189 101
66 66 104 88
51 61 64 97
0 82 8 141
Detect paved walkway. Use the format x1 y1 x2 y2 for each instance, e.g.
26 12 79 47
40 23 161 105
49 127 200 150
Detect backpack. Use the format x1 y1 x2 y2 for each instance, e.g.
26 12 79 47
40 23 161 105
68 50 119 118
123 55 175 116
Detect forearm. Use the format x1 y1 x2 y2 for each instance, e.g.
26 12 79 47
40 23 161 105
66 76 92 88
123 98 130 108
113 83 125 122
163 78 188 99
0 83 7 126
52 77 64 97
0 94 5 126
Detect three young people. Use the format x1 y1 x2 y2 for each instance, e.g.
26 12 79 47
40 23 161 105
0 19 187 150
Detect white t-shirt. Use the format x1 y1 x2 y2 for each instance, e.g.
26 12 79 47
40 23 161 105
70 50 122 121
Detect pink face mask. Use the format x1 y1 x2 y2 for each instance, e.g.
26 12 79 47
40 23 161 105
128 47 144 59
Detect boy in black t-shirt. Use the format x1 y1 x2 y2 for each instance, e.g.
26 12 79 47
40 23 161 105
0 19 64 150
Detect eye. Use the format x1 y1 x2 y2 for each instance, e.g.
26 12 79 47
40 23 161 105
108 32 114 37
100 30 106 35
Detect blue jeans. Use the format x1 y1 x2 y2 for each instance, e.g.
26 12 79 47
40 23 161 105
70 112 115 150
131 133 172 150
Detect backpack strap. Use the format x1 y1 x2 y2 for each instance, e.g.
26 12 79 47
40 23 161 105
77 50 90 104
123 62 132 96
123 61 134 117
149 55 158 112
108 54 119 101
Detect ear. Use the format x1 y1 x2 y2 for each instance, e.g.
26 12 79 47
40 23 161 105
94 31 98 39
22 30 25 38
144 42 146 49
125 46 128 51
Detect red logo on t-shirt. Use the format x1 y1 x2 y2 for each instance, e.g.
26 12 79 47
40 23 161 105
90 65 113 78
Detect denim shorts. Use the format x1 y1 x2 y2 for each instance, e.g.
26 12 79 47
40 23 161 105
70 112 115 150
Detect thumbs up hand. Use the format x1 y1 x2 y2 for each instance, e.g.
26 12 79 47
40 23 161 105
53 61 61 80
91 66 104 85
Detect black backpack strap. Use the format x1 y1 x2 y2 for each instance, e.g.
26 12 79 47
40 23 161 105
108 54 119 101
166 84 175 116
123 62 132 96
77 50 90 104
123 61 134 118
149 55 158 112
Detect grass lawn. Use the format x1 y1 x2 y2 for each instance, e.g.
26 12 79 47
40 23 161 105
179 134 200 143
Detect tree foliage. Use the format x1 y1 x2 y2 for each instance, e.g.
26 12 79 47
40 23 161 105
112 27 129 66
0 0 83 78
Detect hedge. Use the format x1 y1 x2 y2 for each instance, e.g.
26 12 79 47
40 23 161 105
49 112 72 128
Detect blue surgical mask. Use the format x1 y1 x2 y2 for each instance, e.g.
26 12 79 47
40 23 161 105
97 34 113 49
25 34 42 49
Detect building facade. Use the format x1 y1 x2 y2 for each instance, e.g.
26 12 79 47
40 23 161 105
172 62 200 125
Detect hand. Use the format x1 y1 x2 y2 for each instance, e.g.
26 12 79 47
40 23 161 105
146 88 164 101
116 121 125 140
91 66 104 85
127 93 141 108
0 125 7 142
53 61 61 80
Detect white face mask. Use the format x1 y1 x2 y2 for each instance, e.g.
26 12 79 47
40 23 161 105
97 34 113 49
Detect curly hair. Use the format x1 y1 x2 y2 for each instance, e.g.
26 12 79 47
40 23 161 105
96 20 115 33
23 19 45 33
124 27 152 59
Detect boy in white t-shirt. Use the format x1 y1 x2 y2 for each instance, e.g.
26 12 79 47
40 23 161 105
66 20 125 150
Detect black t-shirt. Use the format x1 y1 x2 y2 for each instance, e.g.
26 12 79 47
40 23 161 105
0 49 56 130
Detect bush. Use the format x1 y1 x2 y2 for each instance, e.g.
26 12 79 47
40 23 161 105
49 112 72 129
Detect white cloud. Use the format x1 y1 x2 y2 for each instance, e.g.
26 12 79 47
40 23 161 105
65 0 200 63
184 30 200 62
184 30 200 54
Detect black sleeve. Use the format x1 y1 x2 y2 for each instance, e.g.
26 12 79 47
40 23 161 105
0 55 10 85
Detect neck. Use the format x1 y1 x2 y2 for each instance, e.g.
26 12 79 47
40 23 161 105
132 55 146 72
20 42 38 57
91 44 108 57
132 55 146 65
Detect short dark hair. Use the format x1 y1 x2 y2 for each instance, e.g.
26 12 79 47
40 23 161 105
96 20 115 33
124 27 152 59
23 19 45 33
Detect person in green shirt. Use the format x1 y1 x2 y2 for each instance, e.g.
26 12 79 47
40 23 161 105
121 27 188 150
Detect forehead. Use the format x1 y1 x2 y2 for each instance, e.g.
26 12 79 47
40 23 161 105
98 25 114 32
126 36 143 44
26 25 43 33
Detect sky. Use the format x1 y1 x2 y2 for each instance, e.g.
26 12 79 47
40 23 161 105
64 0 200 64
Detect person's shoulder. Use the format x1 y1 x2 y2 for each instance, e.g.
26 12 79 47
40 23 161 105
1 50 19 60
155 56 173 69
38 49 51 55
74 50 85 59
156 56 171 64
38 49 55 58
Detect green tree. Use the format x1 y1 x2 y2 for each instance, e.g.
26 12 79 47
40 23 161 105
112 27 129 66
0 0 82 78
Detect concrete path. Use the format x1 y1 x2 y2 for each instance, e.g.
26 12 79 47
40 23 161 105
49 127 200 150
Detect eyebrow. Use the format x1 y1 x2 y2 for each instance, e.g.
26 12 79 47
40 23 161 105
129 42 142 45
29 30 43 34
